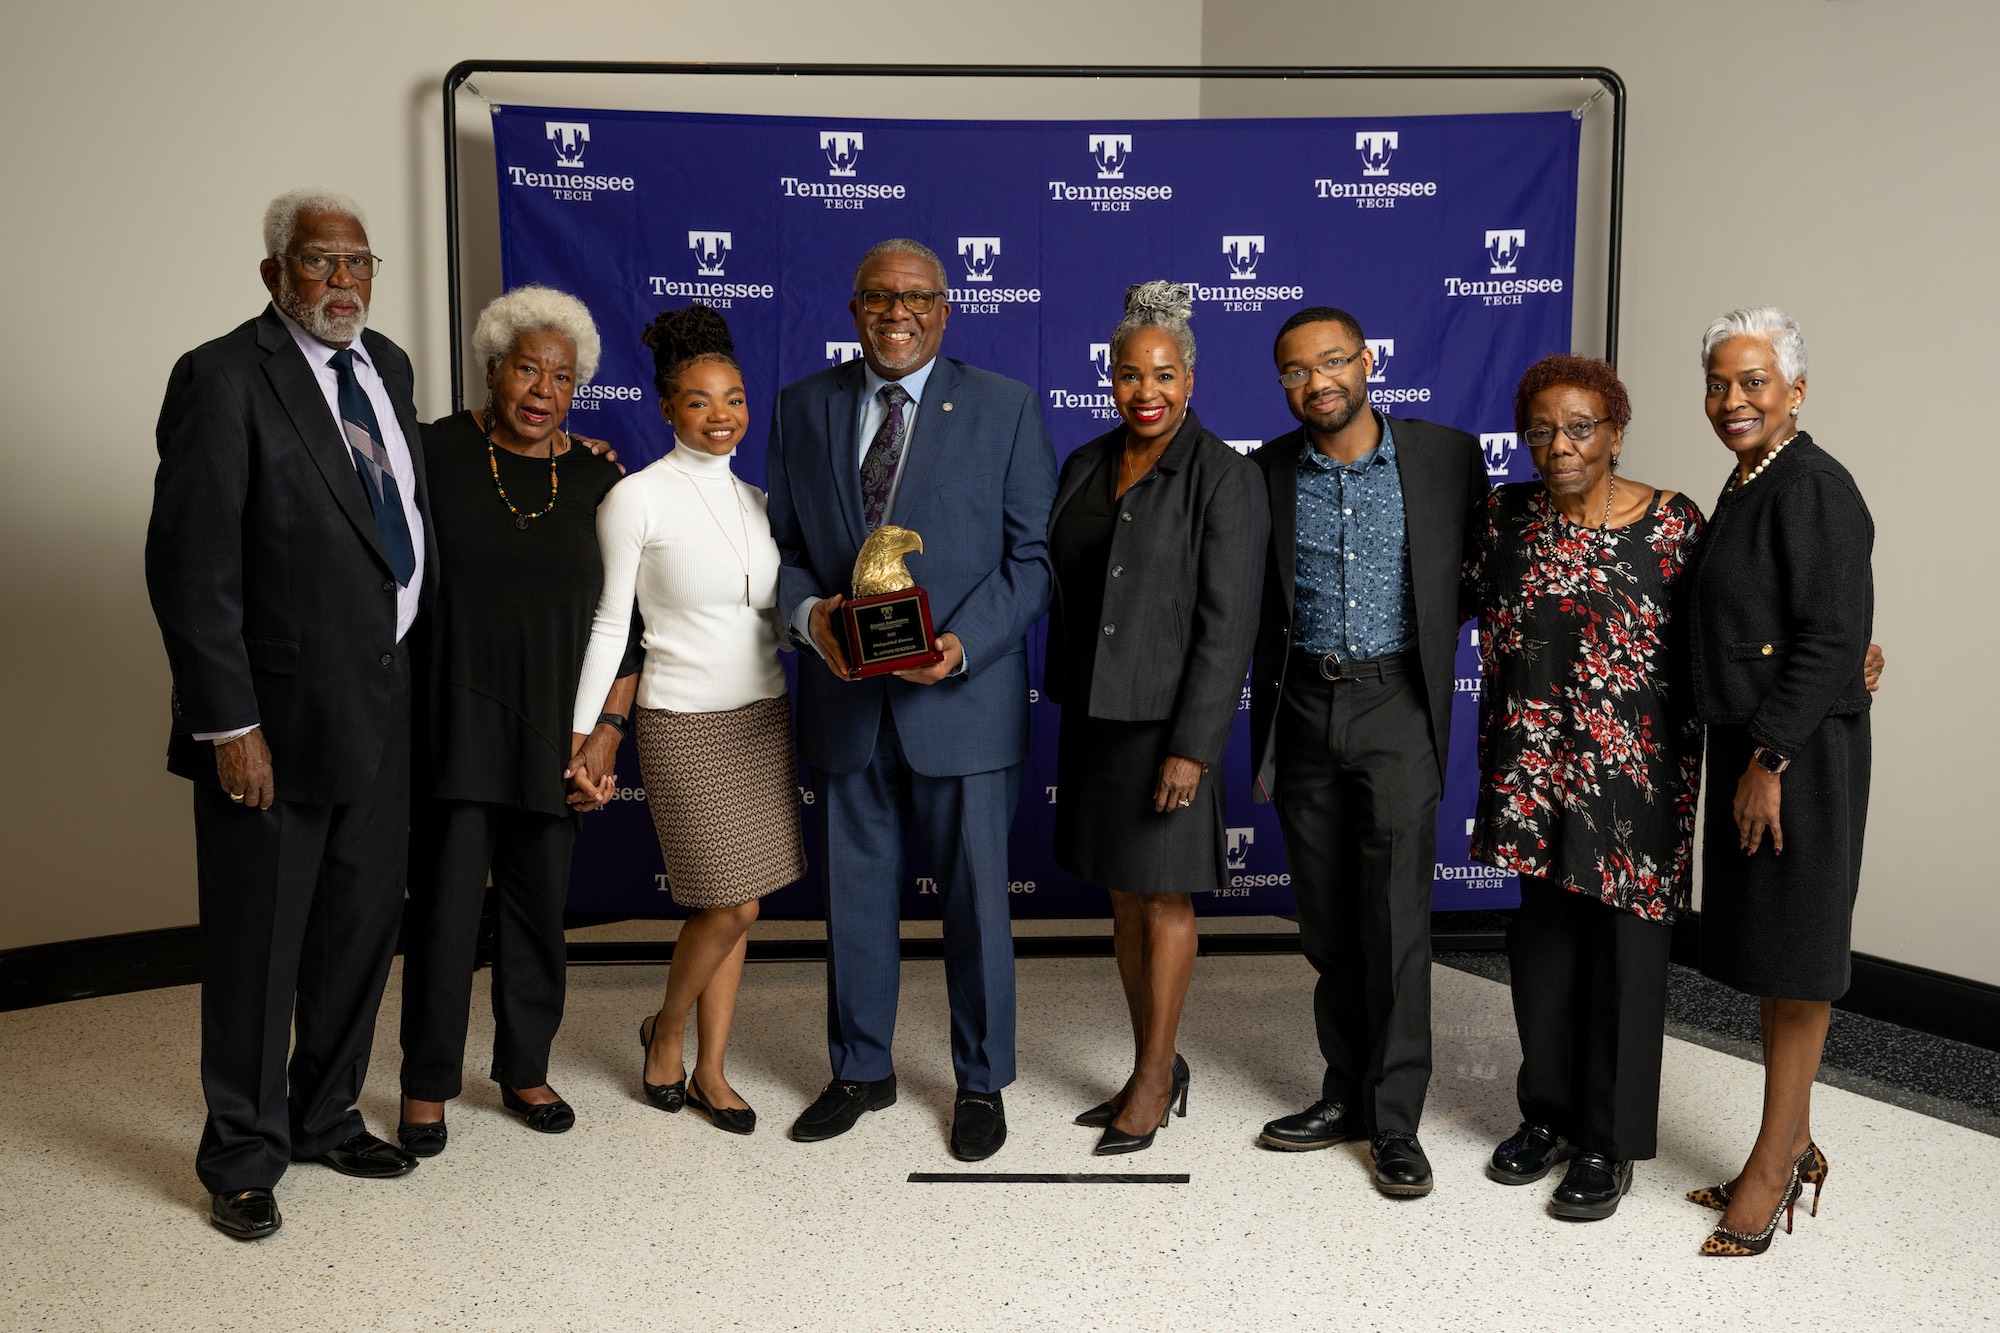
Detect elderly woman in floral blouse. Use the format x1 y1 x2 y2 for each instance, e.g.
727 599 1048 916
1465 354 1705 1222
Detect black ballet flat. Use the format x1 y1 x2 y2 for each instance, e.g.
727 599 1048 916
686 1076 756 1136
500 1085 576 1134
396 1118 449 1158
639 1016 686 1113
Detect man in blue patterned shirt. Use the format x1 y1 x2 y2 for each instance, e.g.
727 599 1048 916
1244 306 1490 1198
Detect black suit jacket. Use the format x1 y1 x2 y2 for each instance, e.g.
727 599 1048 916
145 305 437 805
1247 415 1489 800
1043 410 1269 766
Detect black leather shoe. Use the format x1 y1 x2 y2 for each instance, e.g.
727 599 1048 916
1487 1122 1575 1185
1371 1133 1435 1197
305 1131 417 1179
396 1118 448 1158
791 1076 897 1142
639 1015 687 1112
950 1090 1007 1163
501 1085 576 1134
1077 1053 1189 1129
210 1188 281 1240
686 1076 756 1135
1551 1151 1633 1220
1258 1099 1367 1152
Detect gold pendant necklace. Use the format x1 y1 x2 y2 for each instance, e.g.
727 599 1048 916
672 452 753 606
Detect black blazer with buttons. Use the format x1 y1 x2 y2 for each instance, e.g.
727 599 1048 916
1246 415 1489 800
145 304 438 805
1687 434 1873 756
1043 410 1269 767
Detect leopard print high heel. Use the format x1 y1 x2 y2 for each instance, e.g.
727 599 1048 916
1699 1162 1803 1257
1689 1141 1826 1215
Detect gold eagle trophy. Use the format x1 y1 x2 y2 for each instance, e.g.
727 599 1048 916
841 524 945 677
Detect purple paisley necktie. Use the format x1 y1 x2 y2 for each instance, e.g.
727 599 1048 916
859 382 910 529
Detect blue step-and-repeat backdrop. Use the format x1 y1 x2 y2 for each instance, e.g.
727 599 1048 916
489 103 1579 920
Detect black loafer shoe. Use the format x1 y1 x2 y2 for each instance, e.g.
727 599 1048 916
1371 1132 1435 1197
950 1090 1007 1163
305 1130 418 1179
396 1118 449 1158
791 1076 898 1142
1551 1151 1633 1220
1258 1099 1367 1152
686 1077 757 1136
501 1086 576 1134
1487 1121 1575 1185
210 1188 281 1240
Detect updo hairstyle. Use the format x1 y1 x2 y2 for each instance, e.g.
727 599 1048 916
1110 280 1197 368
641 302 739 398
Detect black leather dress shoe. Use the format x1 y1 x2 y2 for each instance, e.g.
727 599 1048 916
686 1076 756 1135
1550 1151 1633 1220
1487 1122 1575 1185
950 1090 1007 1163
791 1076 897 1142
396 1118 448 1158
1371 1132 1435 1197
305 1130 418 1179
210 1188 281 1240
501 1085 576 1134
1258 1099 1367 1152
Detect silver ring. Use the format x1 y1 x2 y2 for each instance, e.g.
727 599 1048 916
1177 798 1191 808
229 792 246 802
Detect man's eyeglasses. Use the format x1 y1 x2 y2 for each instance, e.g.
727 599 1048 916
284 252 381 280
1277 349 1366 389
855 288 944 315
1522 417 1612 449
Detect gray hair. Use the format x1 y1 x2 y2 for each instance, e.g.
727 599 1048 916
262 188 366 256
1701 305 1808 384
1110 280 1197 369
853 237 947 291
472 285 602 385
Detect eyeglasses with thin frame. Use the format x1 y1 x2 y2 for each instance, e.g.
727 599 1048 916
1277 349 1366 390
283 252 381 280
1521 417 1612 449
855 288 944 315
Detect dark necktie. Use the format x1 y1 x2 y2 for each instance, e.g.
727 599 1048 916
329 348 417 587
859 382 911 530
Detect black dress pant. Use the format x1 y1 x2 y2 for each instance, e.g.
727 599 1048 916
1273 660 1440 1137
1507 874 1673 1161
191 665 411 1193
399 800 575 1099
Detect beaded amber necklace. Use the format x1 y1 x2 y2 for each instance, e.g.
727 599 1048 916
480 407 562 529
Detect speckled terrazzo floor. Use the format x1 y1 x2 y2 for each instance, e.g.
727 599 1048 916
4 945 1998 1331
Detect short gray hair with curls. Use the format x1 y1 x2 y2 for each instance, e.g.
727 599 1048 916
1110 280 1197 369
853 237 947 291
262 188 366 257
472 285 602 385
1702 306 1808 384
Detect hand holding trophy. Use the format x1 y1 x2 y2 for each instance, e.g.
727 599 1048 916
840 524 946 678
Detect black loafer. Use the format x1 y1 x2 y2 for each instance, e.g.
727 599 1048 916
501 1085 576 1134
1551 1151 1633 1220
210 1188 281 1240
304 1131 417 1179
1371 1132 1435 1197
950 1090 1007 1163
1258 1099 1367 1152
791 1076 898 1142
686 1077 756 1135
396 1118 449 1158
1487 1122 1575 1185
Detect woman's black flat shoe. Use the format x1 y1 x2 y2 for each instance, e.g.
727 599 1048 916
396 1118 448 1158
501 1085 576 1134
686 1076 756 1135
638 1016 686 1112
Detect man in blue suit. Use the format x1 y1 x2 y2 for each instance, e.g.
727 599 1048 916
767 238 1056 1161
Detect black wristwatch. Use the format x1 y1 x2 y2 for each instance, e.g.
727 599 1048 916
1752 745 1790 775
596 712 629 736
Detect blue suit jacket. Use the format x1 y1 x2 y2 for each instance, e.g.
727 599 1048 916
766 355 1057 777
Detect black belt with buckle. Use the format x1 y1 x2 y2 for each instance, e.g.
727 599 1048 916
1291 648 1417 682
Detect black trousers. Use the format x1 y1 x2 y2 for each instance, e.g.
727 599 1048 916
1273 661 1440 1137
191 660 411 1194
1508 875 1673 1160
399 800 575 1099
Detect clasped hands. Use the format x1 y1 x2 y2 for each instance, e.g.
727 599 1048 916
807 593 963 685
565 725 623 811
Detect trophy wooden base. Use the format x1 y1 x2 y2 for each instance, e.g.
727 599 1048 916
840 587 944 678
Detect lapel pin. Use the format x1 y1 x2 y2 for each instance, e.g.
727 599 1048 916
941 401 954 412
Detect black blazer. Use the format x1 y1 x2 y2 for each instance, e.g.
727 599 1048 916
1687 434 1873 756
145 305 438 805
1247 415 1489 799
1043 411 1269 767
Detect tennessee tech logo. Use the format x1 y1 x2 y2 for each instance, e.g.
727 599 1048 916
958 236 1001 282
546 121 589 168
1222 235 1265 281
820 131 864 177
826 342 864 366
1089 133 1133 179
1486 229 1527 275
687 231 731 277
1366 339 1394 383
1226 827 1255 871
1356 130 1398 176
1481 433 1520 477
1089 342 1113 387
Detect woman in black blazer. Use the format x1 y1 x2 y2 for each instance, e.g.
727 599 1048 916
1044 282 1269 1155
1684 306 1874 1256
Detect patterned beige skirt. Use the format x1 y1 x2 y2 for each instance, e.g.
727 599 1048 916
634 695 806 908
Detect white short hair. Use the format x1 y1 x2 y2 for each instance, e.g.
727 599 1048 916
262 188 366 256
1701 306 1808 384
472 285 602 385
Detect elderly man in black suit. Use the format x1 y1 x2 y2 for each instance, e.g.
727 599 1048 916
1246 306 1488 1197
146 189 435 1239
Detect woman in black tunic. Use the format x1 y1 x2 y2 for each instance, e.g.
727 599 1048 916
1045 282 1267 1155
1684 307 1875 1256
1468 355 1704 1221
396 286 640 1152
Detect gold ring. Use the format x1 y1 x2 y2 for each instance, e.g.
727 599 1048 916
229 793 246 802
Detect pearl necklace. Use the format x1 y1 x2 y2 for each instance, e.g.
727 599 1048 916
1730 432 1798 490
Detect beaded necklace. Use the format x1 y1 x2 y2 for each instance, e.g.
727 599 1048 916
480 407 563 529
1729 432 1798 491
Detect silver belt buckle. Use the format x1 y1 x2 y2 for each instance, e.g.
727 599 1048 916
1317 650 1345 681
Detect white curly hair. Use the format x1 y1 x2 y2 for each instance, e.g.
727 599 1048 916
472 285 602 385
1110 279 1197 368
262 188 366 256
